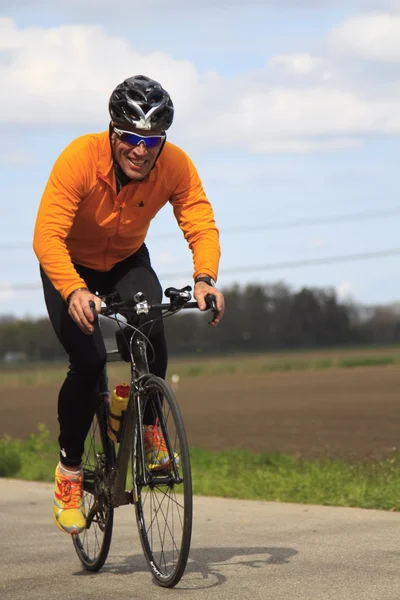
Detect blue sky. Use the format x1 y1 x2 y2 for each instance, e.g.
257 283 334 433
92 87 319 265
1 1 400 317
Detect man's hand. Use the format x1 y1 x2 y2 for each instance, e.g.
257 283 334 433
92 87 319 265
68 289 102 335
194 282 225 326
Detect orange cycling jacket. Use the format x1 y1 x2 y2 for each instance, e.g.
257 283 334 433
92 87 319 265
33 131 220 301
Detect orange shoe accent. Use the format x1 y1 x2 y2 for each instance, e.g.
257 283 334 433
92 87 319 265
144 425 171 470
53 465 86 535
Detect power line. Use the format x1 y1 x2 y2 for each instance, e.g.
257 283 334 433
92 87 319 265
3 247 400 291
2 206 400 251
160 248 400 278
152 206 400 239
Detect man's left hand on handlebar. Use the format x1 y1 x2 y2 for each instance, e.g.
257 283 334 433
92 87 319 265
193 281 225 326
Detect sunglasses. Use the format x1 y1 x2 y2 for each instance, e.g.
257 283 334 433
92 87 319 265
113 127 165 149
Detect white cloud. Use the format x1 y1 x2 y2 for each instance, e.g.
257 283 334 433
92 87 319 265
310 239 326 249
0 284 14 301
1 17 400 155
336 280 355 301
329 12 400 62
0 0 380 14
153 252 178 266
0 283 31 301
270 54 322 74
0 0 267 9
250 137 361 154
201 162 298 184
0 18 199 126
193 85 400 145
0 151 37 166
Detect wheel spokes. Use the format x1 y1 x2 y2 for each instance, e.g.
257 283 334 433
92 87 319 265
135 379 191 583
72 411 113 569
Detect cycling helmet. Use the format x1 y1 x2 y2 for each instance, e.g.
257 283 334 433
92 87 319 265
109 75 174 131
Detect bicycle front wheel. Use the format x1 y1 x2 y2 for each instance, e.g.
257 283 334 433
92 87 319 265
133 375 193 588
73 399 115 571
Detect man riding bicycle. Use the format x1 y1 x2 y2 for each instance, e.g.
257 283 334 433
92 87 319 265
33 75 225 536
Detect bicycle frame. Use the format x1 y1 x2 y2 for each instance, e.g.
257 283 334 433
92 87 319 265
97 287 217 508
100 337 177 508
99 337 147 508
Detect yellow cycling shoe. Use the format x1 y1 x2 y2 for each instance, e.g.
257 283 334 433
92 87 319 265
53 464 86 535
144 425 179 471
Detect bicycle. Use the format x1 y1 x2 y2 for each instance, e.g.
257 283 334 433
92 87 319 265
71 284 217 588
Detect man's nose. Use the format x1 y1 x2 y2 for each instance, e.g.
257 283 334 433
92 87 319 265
133 141 148 155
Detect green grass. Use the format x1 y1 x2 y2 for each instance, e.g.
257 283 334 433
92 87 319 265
338 356 396 369
2 347 400 387
191 449 400 510
0 424 57 481
2 426 400 511
260 359 311 372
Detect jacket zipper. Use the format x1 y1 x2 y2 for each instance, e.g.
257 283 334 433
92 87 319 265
115 201 126 236
97 171 124 271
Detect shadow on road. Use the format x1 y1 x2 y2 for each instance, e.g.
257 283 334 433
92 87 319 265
73 546 298 589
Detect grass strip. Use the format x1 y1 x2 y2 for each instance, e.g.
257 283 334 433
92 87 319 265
1 351 400 386
2 426 400 511
191 449 400 510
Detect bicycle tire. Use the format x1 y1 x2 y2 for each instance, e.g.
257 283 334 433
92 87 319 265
72 399 115 571
133 375 193 587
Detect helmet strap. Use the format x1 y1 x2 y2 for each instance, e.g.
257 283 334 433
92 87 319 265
150 136 167 172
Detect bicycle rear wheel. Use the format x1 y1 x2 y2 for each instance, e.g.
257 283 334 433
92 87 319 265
73 398 115 571
133 375 193 588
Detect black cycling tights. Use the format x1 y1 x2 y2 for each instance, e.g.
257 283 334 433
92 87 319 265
40 245 167 467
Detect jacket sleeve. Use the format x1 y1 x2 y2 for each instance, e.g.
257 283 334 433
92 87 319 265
33 138 91 301
169 151 221 282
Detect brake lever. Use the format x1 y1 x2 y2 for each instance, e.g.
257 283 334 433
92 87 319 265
205 293 218 324
89 300 98 321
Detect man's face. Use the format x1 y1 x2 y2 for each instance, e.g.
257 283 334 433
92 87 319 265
110 127 165 180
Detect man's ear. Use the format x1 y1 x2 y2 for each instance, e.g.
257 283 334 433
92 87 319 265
110 130 117 147
109 122 117 140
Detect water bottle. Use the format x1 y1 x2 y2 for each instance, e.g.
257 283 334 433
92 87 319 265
108 383 130 442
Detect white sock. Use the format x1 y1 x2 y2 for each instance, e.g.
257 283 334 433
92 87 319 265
59 462 82 477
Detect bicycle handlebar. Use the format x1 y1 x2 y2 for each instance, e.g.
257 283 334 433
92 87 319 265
93 285 218 323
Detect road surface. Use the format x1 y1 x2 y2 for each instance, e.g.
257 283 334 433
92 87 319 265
1 478 399 600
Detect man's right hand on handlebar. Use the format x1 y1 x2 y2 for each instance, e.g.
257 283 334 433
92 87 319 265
67 288 102 335
194 282 225 326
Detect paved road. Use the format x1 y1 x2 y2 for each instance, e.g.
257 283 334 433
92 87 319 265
1 478 400 600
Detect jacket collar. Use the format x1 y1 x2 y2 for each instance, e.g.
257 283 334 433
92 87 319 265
97 130 114 181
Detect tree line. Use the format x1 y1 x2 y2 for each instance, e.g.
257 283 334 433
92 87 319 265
1 282 400 362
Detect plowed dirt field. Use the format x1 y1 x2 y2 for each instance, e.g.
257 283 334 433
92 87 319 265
2 366 400 459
